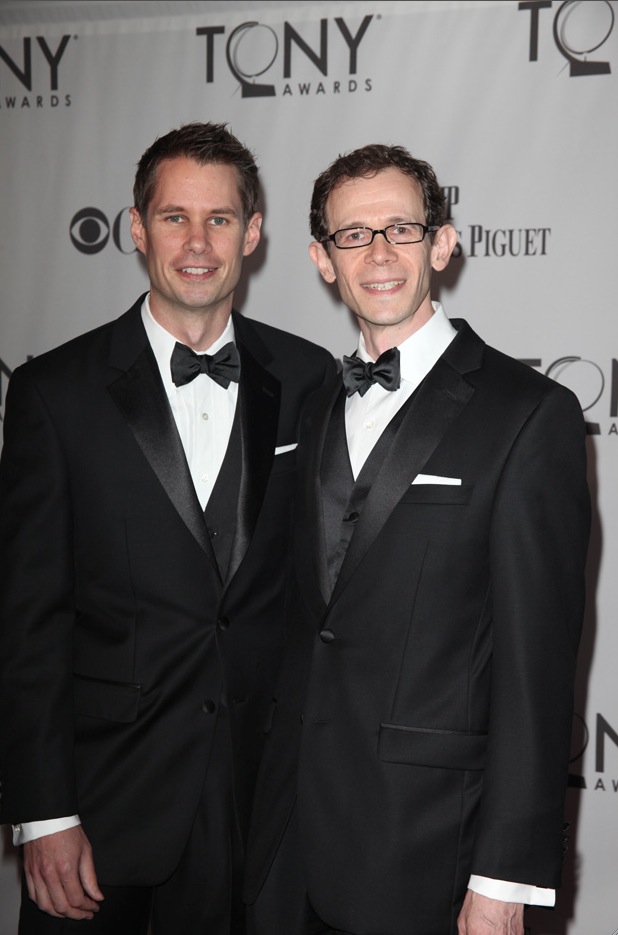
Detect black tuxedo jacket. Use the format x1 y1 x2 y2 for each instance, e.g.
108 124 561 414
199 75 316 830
0 296 335 885
244 319 590 935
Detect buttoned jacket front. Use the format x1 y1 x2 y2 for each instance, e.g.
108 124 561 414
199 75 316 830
244 319 590 935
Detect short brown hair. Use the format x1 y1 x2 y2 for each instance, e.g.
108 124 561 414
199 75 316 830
310 143 446 243
133 122 260 223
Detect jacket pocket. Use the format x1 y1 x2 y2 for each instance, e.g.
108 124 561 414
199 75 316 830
399 484 473 505
378 723 487 770
269 449 297 476
73 674 141 723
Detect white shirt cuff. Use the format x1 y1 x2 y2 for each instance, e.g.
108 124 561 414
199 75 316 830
13 815 81 846
468 874 556 906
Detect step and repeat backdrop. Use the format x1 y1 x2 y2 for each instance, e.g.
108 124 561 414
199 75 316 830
0 1 616 932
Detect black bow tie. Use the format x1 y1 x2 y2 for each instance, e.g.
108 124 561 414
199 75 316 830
341 347 401 397
170 341 240 389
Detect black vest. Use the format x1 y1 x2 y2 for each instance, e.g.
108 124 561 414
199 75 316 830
320 388 417 591
203 404 242 582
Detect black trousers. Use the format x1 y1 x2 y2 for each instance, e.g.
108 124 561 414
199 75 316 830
19 709 244 935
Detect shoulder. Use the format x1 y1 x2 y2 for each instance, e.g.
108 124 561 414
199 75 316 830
236 313 333 360
451 318 582 414
483 344 582 418
233 313 336 384
8 301 143 387
8 324 110 395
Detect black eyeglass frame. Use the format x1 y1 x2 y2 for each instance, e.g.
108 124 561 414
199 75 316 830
320 222 441 250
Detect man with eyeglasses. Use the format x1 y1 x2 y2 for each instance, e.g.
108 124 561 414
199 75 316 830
243 144 590 935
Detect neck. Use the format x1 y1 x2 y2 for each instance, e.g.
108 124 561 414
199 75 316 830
358 304 435 360
149 298 232 351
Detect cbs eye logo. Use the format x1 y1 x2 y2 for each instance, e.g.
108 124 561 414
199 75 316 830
69 207 135 255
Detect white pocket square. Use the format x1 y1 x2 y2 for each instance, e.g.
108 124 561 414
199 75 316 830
412 473 461 485
275 443 298 455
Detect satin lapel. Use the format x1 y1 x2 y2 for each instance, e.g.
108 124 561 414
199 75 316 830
107 341 215 561
329 356 475 606
225 341 280 583
297 376 343 611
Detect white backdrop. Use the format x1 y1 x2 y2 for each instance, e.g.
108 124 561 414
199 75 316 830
0 1 616 932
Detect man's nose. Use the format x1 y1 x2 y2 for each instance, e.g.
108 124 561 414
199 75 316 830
185 223 213 254
364 229 396 262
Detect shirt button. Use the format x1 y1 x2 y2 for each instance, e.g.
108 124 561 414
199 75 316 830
202 700 216 714
201 412 209 421
365 419 375 429
201 473 209 483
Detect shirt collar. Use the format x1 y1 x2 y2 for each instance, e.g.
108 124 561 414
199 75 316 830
140 294 236 393
356 302 456 388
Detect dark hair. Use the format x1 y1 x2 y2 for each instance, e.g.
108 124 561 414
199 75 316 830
133 122 260 223
309 143 446 243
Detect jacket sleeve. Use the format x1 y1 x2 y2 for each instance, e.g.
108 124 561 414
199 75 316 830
471 381 590 887
0 365 78 823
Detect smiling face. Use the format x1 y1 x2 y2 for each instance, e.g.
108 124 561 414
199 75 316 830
309 167 456 356
130 156 261 339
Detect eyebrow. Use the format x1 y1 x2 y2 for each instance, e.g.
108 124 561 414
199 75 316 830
155 205 239 217
337 215 420 228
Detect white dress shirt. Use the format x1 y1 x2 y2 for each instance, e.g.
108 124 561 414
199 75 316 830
345 302 457 480
14 294 239 845
143 296 239 510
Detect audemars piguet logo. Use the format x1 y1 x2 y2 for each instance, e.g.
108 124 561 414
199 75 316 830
443 187 552 261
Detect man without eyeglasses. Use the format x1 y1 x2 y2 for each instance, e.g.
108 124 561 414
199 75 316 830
0 121 335 935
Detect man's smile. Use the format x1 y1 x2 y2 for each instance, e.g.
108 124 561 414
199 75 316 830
362 279 405 292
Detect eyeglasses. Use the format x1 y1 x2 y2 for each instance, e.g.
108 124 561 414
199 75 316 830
321 222 440 250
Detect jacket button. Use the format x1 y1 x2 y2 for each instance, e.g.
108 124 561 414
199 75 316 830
202 700 216 714
319 628 335 643
217 616 230 630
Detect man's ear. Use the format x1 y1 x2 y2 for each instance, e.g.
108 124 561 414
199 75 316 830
309 240 337 284
129 207 147 256
431 224 458 272
243 212 262 257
